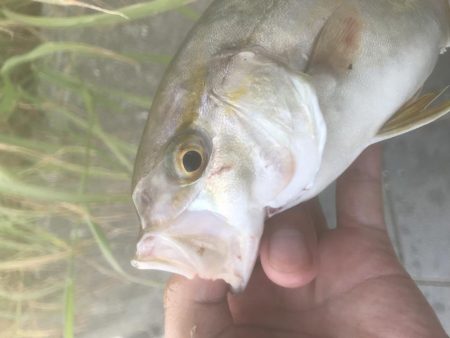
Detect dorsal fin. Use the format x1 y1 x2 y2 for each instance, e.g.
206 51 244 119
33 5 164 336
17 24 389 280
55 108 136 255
374 88 450 142
308 4 364 74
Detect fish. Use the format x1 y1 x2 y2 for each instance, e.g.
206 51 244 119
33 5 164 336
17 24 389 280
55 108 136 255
130 0 450 292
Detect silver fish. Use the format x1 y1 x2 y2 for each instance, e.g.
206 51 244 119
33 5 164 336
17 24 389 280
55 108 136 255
131 0 450 291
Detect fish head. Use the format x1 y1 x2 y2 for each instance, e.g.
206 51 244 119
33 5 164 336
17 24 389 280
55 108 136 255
131 50 326 291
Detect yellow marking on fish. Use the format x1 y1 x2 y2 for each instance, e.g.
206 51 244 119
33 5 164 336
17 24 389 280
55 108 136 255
387 0 418 12
221 78 252 116
227 85 249 102
180 65 207 127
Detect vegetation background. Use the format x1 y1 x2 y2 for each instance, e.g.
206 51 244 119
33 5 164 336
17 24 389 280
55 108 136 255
0 1 209 337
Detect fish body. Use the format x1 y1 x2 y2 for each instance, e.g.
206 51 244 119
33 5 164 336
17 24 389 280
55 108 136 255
132 0 450 291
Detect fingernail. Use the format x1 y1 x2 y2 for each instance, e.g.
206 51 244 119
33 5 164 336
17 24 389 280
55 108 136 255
268 227 313 273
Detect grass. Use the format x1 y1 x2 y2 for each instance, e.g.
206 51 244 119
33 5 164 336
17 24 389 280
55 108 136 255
2 0 197 28
0 1 198 336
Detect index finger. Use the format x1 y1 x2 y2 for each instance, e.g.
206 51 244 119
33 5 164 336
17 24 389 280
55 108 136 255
164 275 235 338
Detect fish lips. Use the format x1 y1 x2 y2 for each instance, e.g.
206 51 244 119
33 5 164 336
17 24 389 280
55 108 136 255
131 210 261 292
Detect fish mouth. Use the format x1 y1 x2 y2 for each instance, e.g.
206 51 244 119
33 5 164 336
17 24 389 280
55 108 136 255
131 210 260 292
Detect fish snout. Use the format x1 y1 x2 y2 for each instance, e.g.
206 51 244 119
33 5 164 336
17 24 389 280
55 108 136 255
132 233 198 277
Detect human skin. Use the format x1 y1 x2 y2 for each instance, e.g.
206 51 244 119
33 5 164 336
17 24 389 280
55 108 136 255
164 145 448 338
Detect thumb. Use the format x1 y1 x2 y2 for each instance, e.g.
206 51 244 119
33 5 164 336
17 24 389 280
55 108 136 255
260 201 322 288
164 275 235 338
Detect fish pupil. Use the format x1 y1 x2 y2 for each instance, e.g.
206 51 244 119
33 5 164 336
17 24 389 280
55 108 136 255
182 150 202 173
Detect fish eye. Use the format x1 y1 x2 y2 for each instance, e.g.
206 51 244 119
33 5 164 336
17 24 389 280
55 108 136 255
182 150 203 173
167 129 211 183
174 145 208 182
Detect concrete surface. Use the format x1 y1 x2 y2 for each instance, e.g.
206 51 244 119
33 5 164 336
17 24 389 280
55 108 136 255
42 1 450 336
384 52 450 333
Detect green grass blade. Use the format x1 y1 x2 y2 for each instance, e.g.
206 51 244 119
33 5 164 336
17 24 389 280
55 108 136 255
0 134 67 153
79 89 95 194
84 215 127 275
33 0 128 18
0 251 70 271
0 310 25 321
2 0 196 29
84 215 162 288
0 283 63 302
0 142 128 180
63 258 74 338
1 42 137 78
0 238 44 252
0 80 19 122
0 168 127 203
36 66 153 109
0 222 70 252
23 96 134 172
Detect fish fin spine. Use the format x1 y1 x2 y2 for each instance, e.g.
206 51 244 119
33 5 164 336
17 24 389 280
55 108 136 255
374 88 450 143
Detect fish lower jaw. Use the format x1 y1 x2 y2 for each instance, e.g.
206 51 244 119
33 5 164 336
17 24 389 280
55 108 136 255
131 231 260 292
131 211 263 292
131 257 245 292
131 257 196 279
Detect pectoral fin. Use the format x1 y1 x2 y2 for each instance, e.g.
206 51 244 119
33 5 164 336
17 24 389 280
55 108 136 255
374 89 450 142
308 4 363 74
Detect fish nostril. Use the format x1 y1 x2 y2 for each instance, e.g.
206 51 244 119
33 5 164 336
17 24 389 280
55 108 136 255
136 191 154 230
139 191 153 208
136 234 156 258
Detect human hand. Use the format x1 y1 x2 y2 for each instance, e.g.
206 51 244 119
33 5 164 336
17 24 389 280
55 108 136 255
164 145 448 338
